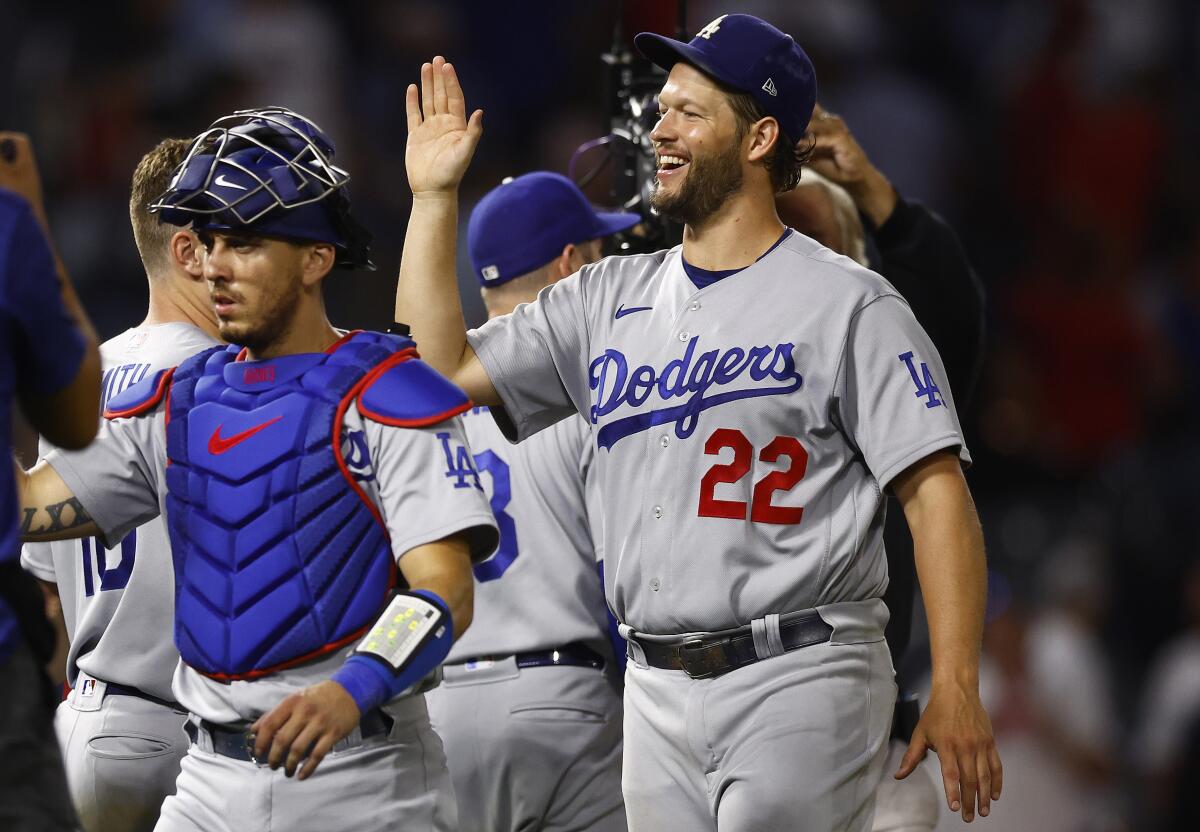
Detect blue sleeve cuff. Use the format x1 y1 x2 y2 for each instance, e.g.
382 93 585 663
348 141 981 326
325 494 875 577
332 656 393 715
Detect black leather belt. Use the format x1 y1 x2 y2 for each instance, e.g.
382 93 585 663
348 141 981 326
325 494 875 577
185 709 393 764
629 611 834 679
104 681 183 711
452 642 605 672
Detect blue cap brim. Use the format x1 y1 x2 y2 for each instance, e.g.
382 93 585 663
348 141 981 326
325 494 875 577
634 32 744 93
594 211 641 237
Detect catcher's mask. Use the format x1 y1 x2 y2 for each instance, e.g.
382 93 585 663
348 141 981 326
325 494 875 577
150 107 374 270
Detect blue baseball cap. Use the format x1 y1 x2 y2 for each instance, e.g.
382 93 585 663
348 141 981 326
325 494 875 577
635 13 817 144
468 172 639 287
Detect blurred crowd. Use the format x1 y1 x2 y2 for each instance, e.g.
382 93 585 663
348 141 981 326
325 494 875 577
5 1 1199 829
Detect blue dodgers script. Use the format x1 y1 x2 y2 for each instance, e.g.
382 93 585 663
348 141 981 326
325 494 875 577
589 336 803 450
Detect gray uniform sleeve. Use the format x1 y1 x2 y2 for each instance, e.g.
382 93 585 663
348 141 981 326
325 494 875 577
835 294 971 491
365 412 499 564
467 267 593 441
20 542 55 581
45 411 164 548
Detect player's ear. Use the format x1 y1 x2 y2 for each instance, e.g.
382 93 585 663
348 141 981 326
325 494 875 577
171 230 204 280
557 243 578 278
746 116 780 164
300 243 337 287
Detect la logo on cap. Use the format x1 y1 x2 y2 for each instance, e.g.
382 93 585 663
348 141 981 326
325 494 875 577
697 15 727 40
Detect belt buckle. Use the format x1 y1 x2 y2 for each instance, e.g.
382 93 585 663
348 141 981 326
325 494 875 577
243 731 262 766
678 637 731 679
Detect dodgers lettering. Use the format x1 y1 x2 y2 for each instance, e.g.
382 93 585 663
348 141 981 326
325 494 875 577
589 336 803 450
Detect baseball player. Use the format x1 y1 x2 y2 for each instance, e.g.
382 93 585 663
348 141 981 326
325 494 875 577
396 21 1000 832
16 108 498 832
0 132 100 832
422 171 635 831
20 136 222 832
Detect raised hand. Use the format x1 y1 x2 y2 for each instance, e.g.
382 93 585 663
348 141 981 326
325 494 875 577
805 105 896 226
405 56 484 198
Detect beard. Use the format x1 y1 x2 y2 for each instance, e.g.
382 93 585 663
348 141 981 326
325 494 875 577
649 139 744 227
216 272 304 356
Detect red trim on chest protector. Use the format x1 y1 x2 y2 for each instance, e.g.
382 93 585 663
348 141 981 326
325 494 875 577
355 356 474 427
103 367 176 420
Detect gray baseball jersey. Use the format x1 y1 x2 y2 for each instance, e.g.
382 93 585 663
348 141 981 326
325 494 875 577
446 408 612 661
22 323 219 700
46 367 497 725
467 230 969 635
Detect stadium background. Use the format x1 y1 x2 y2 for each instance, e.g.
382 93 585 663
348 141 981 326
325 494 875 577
5 1 1199 829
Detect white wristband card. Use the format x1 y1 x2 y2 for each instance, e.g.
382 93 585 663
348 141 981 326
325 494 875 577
355 594 446 671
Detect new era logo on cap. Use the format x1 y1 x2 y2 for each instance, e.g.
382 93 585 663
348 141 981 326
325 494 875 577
762 78 777 97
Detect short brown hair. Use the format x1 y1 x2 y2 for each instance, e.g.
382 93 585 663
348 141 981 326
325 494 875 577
129 138 192 276
726 90 812 193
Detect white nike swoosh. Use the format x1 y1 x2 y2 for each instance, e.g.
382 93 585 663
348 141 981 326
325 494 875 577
214 174 247 191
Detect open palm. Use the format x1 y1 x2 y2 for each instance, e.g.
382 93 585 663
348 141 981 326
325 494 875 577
405 56 483 196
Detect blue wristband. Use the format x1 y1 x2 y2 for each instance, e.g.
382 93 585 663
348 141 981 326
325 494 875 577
332 590 453 714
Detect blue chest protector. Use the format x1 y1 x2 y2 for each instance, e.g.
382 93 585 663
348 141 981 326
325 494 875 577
105 331 471 680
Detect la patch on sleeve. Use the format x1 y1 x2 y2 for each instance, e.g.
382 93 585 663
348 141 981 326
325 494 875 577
898 351 943 409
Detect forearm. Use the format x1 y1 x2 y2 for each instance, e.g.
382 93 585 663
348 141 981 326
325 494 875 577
847 165 897 229
899 456 987 688
394 193 473 379
406 560 473 640
14 457 99 542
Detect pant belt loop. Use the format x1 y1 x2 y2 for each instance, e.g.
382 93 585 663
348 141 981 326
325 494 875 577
750 618 771 659
764 613 786 657
624 634 648 665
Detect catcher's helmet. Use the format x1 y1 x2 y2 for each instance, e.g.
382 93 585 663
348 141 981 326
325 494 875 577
150 107 374 269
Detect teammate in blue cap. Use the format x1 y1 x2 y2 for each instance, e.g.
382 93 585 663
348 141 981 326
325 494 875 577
16 107 498 832
398 17 1001 828
425 171 635 831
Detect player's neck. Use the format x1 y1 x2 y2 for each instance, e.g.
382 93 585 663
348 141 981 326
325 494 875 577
142 275 222 341
243 296 341 361
681 190 785 271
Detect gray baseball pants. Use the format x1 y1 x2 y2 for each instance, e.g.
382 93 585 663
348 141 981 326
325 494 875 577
622 600 896 831
56 675 188 832
427 659 627 831
153 693 456 832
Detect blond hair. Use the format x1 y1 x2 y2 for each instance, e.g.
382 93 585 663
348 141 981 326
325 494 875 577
129 138 192 276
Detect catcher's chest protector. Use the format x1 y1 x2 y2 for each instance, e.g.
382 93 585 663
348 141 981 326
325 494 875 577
160 332 410 679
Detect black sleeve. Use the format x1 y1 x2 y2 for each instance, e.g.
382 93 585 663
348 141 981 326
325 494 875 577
868 196 986 409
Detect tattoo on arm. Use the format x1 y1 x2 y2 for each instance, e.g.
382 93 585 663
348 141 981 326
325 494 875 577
21 497 92 537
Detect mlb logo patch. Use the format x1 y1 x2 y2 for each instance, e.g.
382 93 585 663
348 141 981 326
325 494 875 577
481 265 500 281
80 679 97 698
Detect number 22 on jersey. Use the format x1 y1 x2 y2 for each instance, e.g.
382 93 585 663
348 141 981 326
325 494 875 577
81 530 137 596
697 428 808 524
